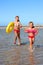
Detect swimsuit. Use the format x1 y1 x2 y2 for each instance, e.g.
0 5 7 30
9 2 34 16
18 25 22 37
14 22 20 33
26 29 37 38
14 29 20 33
26 29 37 33
28 36 35 38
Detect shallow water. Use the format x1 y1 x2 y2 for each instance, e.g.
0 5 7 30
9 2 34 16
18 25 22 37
0 28 43 65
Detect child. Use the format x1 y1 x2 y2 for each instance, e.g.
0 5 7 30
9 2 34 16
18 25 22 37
25 22 38 51
14 16 22 45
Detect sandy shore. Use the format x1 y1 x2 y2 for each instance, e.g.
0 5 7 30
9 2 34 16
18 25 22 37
0 44 43 65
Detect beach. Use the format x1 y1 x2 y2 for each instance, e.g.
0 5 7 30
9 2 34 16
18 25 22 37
0 27 43 65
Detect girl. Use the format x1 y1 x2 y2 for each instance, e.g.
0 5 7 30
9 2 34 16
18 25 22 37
25 22 38 51
14 16 22 45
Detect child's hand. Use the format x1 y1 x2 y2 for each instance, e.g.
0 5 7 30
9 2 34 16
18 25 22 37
24 27 28 33
20 26 22 28
25 30 27 32
24 27 27 32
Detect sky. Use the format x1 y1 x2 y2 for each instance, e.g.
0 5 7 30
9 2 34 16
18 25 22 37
0 0 43 26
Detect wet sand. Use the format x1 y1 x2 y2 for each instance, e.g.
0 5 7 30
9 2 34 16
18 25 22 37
0 28 43 65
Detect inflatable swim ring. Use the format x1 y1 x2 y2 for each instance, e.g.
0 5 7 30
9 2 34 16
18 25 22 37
6 22 14 33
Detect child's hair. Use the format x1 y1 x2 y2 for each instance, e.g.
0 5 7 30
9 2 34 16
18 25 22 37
15 16 19 22
15 16 19 18
29 21 34 28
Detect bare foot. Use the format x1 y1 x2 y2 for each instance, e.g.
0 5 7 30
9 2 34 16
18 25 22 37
28 47 33 52
14 42 16 44
17 43 21 46
28 47 35 52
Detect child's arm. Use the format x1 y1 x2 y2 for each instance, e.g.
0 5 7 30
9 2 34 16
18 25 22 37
35 28 39 35
19 22 22 28
24 27 29 33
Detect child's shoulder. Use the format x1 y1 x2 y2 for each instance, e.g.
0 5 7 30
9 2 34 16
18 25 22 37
33 27 38 30
18 21 21 25
18 21 20 23
28 27 31 30
33 28 35 30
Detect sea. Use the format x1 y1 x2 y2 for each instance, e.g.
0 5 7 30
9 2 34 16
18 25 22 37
0 27 43 65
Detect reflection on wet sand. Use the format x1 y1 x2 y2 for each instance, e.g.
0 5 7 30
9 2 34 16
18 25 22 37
0 44 43 65
4 48 21 65
29 52 36 65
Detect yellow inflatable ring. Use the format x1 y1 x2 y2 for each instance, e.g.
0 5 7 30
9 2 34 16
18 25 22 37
6 22 14 33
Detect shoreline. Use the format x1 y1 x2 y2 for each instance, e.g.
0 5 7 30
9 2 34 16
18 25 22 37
0 26 43 29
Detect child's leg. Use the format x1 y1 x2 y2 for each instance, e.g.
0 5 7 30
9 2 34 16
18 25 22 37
32 38 35 49
14 32 17 44
32 38 35 44
17 32 21 45
29 38 33 49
